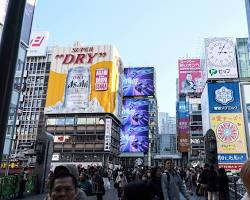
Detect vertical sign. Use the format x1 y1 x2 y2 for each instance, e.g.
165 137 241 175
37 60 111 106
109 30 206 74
95 68 109 91
104 118 112 151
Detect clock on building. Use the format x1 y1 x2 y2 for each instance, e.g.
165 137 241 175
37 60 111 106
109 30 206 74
206 38 235 67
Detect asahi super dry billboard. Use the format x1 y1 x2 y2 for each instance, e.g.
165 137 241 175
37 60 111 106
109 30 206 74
45 45 123 119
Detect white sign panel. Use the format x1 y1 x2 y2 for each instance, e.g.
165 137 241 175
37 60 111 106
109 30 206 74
104 118 112 151
27 31 49 56
205 38 238 79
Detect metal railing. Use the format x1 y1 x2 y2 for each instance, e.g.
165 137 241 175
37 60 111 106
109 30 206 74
229 177 246 200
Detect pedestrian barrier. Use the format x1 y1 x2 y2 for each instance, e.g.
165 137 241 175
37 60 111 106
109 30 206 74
229 181 246 200
0 174 36 199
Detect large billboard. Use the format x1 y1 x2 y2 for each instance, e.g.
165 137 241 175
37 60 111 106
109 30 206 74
178 59 203 94
45 45 123 119
123 67 154 97
27 31 49 56
208 82 242 113
204 38 238 80
120 99 149 153
210 113 248 170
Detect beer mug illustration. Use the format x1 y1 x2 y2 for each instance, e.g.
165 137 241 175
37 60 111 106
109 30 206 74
64 66 90 111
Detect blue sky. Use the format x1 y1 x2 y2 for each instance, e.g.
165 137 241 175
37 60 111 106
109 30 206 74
32 0 248 116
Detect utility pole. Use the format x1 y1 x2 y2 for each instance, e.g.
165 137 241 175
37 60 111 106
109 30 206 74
0 0 26 158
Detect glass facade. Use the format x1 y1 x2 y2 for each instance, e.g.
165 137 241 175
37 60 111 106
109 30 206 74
236 38 250 79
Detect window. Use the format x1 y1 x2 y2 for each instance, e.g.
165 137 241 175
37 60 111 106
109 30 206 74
65 117 74 125
86 118 95 124
77 118 86 125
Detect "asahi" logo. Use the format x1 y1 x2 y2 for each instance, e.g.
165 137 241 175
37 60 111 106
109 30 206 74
67 80 89 88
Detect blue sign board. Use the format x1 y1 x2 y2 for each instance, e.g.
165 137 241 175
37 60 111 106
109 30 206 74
208 82 241 113
218 153 247 163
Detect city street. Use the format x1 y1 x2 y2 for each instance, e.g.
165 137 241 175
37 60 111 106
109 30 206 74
19 188 205 200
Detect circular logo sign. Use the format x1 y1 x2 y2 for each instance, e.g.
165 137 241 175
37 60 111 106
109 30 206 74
216 121 239 143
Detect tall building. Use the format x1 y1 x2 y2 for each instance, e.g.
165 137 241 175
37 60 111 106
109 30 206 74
201 37 248 171
44 43 123 168
187 96 205 164
12 32 50 164
2 0 36 161
235 37 250 157
158 112 177 153
177 58 204 166
245 0 250 35
120 67 157 167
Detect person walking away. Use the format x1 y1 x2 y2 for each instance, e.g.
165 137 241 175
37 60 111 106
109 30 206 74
185 169 193 194
18 167 29 198
79 172 92 196
123 181 152 200
207 166 218 200
161 159 190 200
92 170 105 200
217 168 229 200
115 171 127 200
197 164 210 197
240 159 250 200
148 167 164 200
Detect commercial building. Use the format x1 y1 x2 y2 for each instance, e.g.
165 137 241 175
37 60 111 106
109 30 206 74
245 0 250 36
236 38 250 79
120 67 158 167
201 37 248 171
2 0 36 163
11 32 50 164
44 43 123 168
177 58 205 166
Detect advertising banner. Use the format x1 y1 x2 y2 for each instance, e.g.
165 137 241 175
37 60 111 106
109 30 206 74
178 59 203 94
21 0 36 46
208 82 241 113
44 45 122 118
123 67 154 97
27 31 49 56
205 38 238 79
104 119 112 151
120 99 149 153
210 113 248 168
178 133 190 153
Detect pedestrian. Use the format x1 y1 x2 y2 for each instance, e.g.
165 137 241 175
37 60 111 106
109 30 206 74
148 167 164 200
240 159 250 200
17 166 29 198
185 169 193 194
48 172 78 200
92 169 105 200
161 159 190 200
123 180 151 200
115 170 127 200
79 172 92 196
197 163 210 197
52 164 87 200
217 168 229 200
207 165 219 200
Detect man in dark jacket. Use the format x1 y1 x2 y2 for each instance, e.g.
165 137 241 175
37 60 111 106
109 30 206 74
198 164 210 198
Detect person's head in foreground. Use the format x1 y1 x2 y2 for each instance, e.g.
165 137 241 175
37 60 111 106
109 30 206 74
49 172 77 200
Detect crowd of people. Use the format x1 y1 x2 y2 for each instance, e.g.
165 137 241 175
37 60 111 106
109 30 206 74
44 158 250 200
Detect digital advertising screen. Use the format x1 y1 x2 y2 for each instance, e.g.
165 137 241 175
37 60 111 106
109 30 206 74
123 67 154 97
120 99 149 153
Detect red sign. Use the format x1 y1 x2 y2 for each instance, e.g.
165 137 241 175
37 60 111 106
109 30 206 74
178 59 203 94
30 36 45 47
218 163 243 171
95 68 109 91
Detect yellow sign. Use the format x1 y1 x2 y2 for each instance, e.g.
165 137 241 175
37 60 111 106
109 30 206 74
45 45 122 118
210 113 248 154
